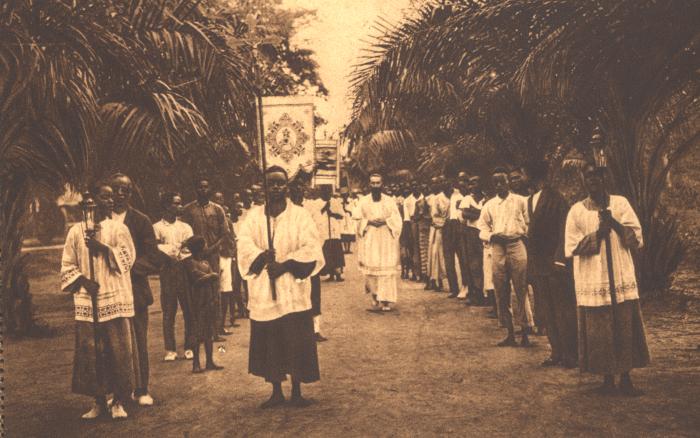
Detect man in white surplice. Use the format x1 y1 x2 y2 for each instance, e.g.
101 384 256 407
356 173 402 312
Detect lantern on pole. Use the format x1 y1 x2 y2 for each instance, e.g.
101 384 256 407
80 190 103 388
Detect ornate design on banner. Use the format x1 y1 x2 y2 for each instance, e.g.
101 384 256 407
266 113 309 163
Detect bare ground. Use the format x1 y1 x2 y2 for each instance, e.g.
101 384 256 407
3 249 700 437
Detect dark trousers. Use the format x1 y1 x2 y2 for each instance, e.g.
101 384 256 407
442 219 465 294
461 226 484 301
232 262 247 316
531 272 578 366
133 306 149 395
160 264 193 352
221 292 236 327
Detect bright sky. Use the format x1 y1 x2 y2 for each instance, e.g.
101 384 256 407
283 0 414 136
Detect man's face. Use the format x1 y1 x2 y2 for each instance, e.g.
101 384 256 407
493 173 510 196
266 172 288 202
95 185 114 215
212 192 225 206
111 176 132 207
468 176 481 194
583 166 605 195
168 195 183 217
508 170 525 193
251 185 264 204
369 175 383 192
196 180 211 200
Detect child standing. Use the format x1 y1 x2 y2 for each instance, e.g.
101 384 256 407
183 236 224 373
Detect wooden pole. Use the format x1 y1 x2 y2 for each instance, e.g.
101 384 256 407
601 200 620 361
86 227 103 399
256 93 277 300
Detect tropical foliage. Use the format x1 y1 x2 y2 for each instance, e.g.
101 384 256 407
0 0 325 335
346 0 700 294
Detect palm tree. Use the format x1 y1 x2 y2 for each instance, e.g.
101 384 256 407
0 0 257 335
346 0 700 293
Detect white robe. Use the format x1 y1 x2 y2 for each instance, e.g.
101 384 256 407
356 194 402 303
61 219 136 323
565 195 643 307
237 200 325 321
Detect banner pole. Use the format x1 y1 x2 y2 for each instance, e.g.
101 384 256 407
256 93 277 300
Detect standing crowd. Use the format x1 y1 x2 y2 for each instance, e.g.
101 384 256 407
365 161 650 397
59 159 651 421
60 169 342 419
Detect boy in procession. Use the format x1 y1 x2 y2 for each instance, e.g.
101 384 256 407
61 180 139 420
459 175 486 306
237 166 325 408
182 235 225 373
153 192 194 362
477 167 534 347
428 177 449 292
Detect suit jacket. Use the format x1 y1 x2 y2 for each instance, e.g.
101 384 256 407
527 187 570 276
124 207 159 308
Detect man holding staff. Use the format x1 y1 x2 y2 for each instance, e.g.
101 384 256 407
238 166 325 408
61 180 138 420
565 163 650 395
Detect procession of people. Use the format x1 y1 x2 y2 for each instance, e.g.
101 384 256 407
60 159 651 421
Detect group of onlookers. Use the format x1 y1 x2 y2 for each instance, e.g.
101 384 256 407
60 173 279 419
386 161 650 396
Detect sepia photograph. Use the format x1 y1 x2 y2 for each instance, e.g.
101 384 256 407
1 0 699 436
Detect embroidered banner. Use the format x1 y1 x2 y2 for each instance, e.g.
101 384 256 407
261 96 315 179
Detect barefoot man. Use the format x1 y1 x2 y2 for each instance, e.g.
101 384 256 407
237 166 325 408
357 173 402 312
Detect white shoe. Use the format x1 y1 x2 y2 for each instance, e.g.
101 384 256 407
111 402 128 419
184 349 194 360
137 394 154 406
457 287 468 299
163 351 178 361
81 403 103 420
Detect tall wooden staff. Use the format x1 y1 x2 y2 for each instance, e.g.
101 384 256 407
255 81 277 300
81 194 103 393
595 149 621 357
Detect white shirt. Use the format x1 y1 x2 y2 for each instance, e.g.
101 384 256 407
459 195 485 229
449 191 465 220
477 192 529 242
153 219 193 261
532 190 542 212
403 195 418 222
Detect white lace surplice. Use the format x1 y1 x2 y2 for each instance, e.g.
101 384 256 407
237 200 325 322
565 195 643 307
61 219 136 323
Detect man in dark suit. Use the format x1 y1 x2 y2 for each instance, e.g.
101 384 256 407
111 173 160 406
524 161 578 368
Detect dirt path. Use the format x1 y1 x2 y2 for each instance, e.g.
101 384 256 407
4 251 700 437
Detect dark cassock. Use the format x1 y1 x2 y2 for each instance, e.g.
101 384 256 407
527 187 578 367
112 206 160 401
237 199 325 385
